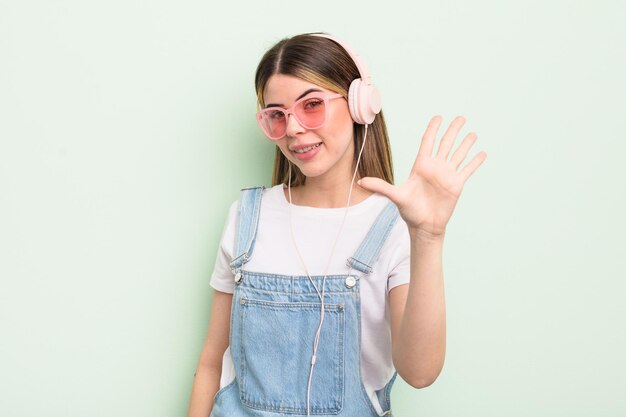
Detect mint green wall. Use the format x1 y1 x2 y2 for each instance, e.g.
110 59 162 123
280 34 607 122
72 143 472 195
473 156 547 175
1 1 625 416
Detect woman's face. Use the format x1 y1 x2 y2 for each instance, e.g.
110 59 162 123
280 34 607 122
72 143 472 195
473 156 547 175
262 74 355 182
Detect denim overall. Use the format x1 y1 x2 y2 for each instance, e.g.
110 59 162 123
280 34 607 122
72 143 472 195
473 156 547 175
210 186 401 417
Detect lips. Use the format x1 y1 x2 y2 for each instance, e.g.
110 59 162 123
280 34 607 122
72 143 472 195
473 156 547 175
293 144 322 154
290 142 322 161
289 142 322 152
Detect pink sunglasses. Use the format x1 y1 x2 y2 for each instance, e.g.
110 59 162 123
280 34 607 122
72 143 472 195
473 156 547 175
256 93 344 140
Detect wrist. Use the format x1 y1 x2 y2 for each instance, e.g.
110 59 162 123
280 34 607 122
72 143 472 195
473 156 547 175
408 227 446 242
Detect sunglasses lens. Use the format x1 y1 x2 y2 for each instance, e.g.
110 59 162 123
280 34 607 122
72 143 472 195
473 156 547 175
294 97 327 129
259 109 287 139
257 96 329 140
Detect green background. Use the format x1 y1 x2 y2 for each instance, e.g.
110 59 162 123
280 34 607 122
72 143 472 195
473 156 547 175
1 1 625 416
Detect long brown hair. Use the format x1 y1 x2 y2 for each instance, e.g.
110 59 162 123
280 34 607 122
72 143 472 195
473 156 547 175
254 32 394 187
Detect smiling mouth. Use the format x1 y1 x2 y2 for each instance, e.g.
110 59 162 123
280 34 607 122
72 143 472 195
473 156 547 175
292 143 322 154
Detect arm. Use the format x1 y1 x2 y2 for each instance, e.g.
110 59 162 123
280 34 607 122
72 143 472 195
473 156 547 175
358 115 486 389
389 231 446 388
187 289 233 417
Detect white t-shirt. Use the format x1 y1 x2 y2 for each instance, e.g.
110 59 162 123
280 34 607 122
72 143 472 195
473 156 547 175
210 184 411 415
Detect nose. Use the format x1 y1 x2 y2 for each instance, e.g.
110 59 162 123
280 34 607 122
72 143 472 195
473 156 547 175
284 112 306 138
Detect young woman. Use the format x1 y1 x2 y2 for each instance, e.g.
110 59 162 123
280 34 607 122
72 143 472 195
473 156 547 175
187 32 487 417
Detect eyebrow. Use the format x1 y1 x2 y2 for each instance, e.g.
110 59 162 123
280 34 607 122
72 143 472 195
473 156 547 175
264 88 324 108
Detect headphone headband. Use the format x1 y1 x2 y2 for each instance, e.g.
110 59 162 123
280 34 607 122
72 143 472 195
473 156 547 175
310 33 373 87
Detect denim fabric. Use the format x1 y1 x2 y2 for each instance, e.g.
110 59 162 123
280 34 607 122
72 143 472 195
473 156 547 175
210 186 400 416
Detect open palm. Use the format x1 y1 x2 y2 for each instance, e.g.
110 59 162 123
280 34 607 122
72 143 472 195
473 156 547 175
358 115 487 238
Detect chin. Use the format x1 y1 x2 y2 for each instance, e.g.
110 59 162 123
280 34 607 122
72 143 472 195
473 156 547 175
297 167 326 179
285 158 323 177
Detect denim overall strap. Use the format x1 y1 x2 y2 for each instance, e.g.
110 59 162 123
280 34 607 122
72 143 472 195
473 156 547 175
229 186 265 273
347 200 400 274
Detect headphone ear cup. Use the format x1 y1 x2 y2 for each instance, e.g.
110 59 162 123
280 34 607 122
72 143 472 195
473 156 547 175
365 84 382 121
348 78 381 125
347 79 362 124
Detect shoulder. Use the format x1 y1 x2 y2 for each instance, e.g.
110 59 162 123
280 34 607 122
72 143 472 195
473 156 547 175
237 184 282 200
226 184 283 218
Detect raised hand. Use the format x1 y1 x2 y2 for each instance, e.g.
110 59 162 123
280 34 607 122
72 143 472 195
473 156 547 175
358 115 487 239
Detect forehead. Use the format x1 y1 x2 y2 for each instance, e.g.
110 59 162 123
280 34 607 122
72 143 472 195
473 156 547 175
263 74 330 104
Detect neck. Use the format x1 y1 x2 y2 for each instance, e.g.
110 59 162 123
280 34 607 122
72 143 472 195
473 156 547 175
286 175 372 208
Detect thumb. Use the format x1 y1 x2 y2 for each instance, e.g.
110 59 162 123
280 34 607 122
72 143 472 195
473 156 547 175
357 177 397 201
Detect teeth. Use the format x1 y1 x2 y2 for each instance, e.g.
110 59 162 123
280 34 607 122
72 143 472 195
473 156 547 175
293 143 321 154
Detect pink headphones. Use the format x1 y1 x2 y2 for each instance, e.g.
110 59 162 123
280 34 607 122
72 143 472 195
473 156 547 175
311 33 382 125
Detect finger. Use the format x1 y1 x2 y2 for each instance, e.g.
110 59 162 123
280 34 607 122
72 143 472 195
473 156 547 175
458 151 487 183
357 177 398 202
449 132 478 170
436 115 466 161
416 115 443 161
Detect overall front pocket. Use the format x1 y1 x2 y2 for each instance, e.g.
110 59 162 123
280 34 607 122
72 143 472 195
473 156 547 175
238 297 345 414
